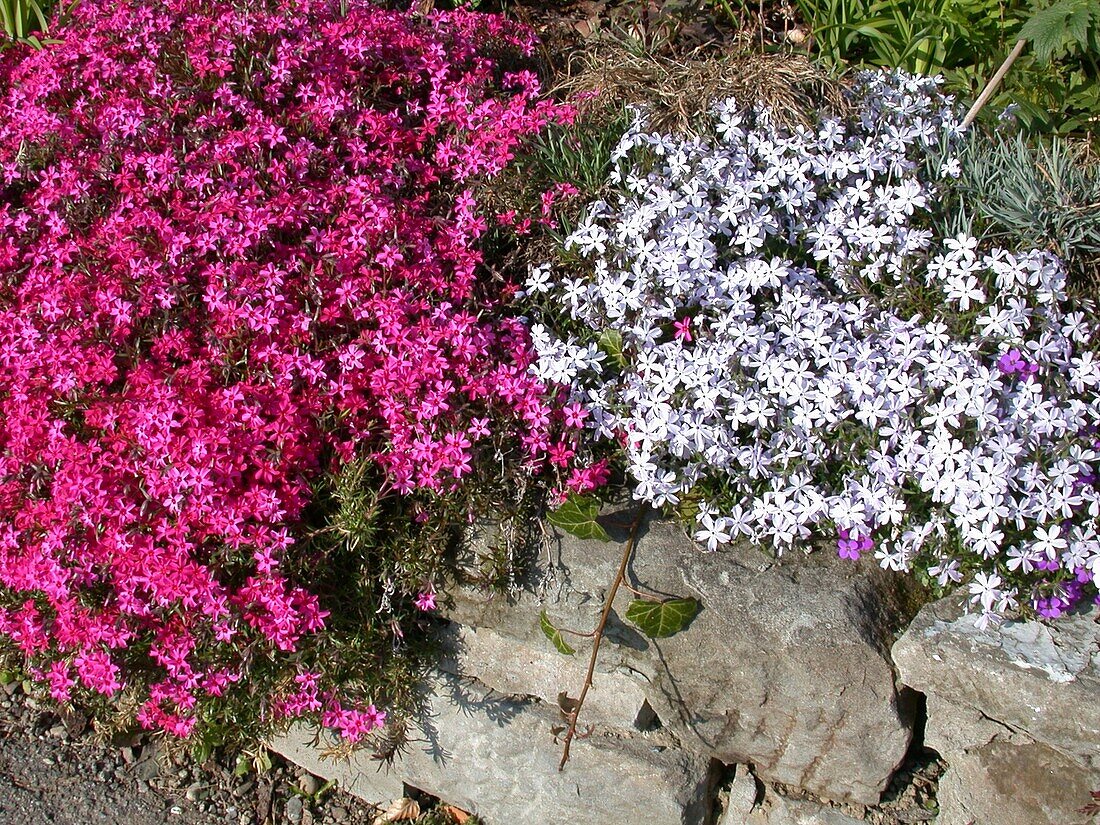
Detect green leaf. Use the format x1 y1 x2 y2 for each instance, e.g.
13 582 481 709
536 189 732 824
1019 0 1099 63
540 610 576 655
597 329 626 369
194 739 214 764
233 755 251 777
547 495 611 542
625 597 700 638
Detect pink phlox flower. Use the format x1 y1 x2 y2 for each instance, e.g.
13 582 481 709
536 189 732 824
673 316 693 343
414 590 437 612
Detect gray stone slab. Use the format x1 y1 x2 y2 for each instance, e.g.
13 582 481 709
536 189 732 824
736 791 867 825
934 736 1097 825
893 596 1100 825
448 507 915 804
435 620 654 730
892 596 1100 770
271 670 716 825
271 724 404 806
721 766 760 823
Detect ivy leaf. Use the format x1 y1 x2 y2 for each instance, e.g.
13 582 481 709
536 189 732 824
625 597 700 638
597 329 626 369
548 495 611 542
540 609 576 655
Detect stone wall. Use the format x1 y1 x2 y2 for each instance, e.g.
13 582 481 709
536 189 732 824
893 595 1100 825
271 509 1100 824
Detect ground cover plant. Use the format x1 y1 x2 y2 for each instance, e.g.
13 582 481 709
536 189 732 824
0 0 585 752
525 70 1100 629
0 0 1097 794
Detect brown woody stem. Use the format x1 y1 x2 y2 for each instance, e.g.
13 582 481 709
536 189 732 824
619 579 663 601
558 503 648 771
962 38 1027 129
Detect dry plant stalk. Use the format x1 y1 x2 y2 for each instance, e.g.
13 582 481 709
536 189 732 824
555 45 847 133
962 38 1027 129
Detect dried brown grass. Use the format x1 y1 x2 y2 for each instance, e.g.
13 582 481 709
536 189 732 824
555 43 847 134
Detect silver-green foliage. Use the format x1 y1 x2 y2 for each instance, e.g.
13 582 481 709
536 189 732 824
946 131 1100 285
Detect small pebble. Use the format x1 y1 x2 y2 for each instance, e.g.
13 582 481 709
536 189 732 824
185 781 209 802
169 805 183 816
285 796 304 823
298 774 320 796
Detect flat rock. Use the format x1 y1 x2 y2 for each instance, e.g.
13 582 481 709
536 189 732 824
893 596 1100 825
435 621 655 730
271 669 715 825
892 597 1100 769
447 508 915 804
934 736 1097 825
721 767 760 823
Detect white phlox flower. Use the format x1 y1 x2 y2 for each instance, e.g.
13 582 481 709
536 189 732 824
527 70 1100 621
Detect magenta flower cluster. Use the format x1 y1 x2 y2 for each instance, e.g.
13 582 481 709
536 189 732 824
836 528 875 562
0 0 575 740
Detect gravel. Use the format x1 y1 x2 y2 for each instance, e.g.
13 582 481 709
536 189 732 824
0 683 380 825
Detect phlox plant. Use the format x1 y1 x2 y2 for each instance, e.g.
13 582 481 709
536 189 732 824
526 71 1100 630
0 0 582 747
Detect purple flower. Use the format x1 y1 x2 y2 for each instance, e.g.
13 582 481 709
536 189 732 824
837 528 873 561
996 348 1039 380
997 349 1024 374
1074 472 1097 489
1034 596 1068 619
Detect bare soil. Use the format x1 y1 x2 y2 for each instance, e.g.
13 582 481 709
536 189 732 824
0 681 378 825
